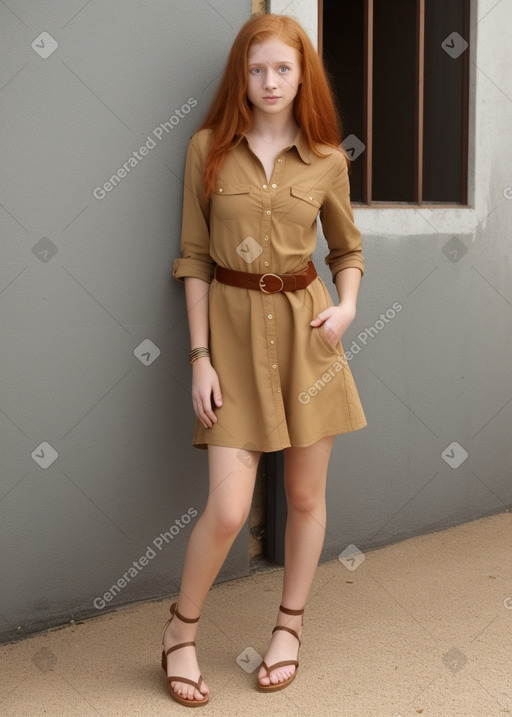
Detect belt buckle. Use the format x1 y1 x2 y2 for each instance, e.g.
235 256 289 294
259 273 285 293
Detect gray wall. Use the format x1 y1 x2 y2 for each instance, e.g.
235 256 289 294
0 0 252 642
317 216 512 562
1 0 511 643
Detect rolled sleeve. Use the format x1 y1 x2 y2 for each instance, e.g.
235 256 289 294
320 152 364 282
172 132 215 284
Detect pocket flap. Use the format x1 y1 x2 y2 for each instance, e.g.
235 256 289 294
214 182 251 196
290 186 322 208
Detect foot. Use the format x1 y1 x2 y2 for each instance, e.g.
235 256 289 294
162 613 209 703
258 609 303 687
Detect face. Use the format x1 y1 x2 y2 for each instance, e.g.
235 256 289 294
247 36 302 118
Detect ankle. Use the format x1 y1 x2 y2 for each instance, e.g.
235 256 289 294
163 611 199 645
277 605 303 621
163 621 198 649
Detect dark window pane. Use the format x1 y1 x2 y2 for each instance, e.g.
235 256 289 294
321 0 469 205
423 0 467 202
322 0 365 202
372 0 416 201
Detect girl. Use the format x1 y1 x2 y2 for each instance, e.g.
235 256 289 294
164 13 366 706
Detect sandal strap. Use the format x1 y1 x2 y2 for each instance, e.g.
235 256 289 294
167 674 206 694
170 601 200 623
260 659 299 675
272 625 301 642
165 641 196 657
279 605 304 616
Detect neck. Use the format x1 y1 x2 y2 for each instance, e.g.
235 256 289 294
249 107 299 141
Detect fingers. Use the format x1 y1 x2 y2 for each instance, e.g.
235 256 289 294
193 392 217 428
311 305 355 345
211 374 223 409
193 381 223 429
310 308 329 326
322 320 338 346
310 308 338 345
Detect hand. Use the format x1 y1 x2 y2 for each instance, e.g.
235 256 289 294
310 302 356 347
191 359 223 428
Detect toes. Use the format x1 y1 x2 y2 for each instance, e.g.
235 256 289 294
270 670 281 684
272 667 294 684
259 665 296 686
170 680 183 698
258 669 270 686
170 680 207 703
171 681 192 701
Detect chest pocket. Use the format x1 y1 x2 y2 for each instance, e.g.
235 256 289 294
211 182 252 219
289 186 323 226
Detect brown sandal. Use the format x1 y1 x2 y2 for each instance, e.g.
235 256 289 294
161 602 209 707
257 605 304 692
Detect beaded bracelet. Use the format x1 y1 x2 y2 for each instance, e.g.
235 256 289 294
189 347 210 364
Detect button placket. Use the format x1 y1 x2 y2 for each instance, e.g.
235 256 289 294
259 156 284 272
261 155 287 418
263 294 282 393
259 178 273 273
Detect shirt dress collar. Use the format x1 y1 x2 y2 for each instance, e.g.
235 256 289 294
238 128 312 165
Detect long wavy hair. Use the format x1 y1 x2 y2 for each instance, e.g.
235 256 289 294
199 14 343 198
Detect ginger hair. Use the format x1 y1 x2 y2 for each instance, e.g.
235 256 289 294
198 14 344 198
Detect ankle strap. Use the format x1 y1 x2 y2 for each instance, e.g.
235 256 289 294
279 604 304 616
170 601 200 623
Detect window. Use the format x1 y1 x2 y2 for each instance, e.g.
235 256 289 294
321 0 470 205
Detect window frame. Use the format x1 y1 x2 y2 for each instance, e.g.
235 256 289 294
318 0 471 208
270 0 479 237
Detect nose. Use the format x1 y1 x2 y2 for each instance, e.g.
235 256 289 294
263 69 278 90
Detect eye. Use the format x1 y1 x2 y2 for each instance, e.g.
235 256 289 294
278 66 290 74
249 67 262 75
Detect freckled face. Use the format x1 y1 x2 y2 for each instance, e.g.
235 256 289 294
247 37 302 117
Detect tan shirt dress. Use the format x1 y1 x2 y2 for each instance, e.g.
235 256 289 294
173 128 367 451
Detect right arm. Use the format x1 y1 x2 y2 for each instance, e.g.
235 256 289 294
185 276 222 429
173 131 221 429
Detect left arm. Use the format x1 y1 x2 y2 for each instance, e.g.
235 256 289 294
310 150 364 345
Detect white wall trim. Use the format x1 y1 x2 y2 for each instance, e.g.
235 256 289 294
269 0 318 50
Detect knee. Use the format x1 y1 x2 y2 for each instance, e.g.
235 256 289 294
285 486 324 515
205 506 249 539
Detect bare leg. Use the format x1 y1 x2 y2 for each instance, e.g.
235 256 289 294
258 435 334 686
163 445 261 702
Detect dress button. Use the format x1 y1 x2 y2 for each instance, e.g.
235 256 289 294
267 314 273 319
309 196 313 201
264 235 269 241
218 188 223 192
271 183 277 189
271 364 277 369
263 184 268 189
270 340 275 345
277 158 283 163
264 261 269 267
266 210 271 215
277 389 281 393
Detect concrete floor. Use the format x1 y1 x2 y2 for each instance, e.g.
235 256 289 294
1 511 511 717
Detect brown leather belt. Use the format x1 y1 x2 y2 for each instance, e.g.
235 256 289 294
214 260 317 293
